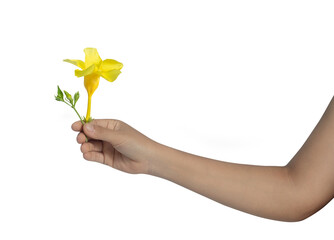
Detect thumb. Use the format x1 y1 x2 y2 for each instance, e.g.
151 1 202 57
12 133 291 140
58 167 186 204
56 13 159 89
83 122 117 143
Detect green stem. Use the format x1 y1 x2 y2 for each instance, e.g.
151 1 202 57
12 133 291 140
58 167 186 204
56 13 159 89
72 106 85 125
61 100 84 124
59 98 88 142
63 101 72 107
72 105 88 142
69 102 88 142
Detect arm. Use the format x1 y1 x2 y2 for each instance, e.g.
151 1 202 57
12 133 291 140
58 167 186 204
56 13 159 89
149 145 295 221
73 96 334 222
149 97 334 221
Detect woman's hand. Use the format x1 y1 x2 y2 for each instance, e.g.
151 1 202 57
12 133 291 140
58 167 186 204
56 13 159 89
72 119 156 174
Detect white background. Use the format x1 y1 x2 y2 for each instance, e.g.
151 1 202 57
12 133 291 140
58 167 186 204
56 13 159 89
1 0 334 239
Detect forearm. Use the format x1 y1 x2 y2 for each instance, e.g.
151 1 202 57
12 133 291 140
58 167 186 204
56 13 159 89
149 143 299 221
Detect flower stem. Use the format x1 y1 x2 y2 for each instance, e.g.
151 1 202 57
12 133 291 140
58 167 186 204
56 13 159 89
86 94 92 122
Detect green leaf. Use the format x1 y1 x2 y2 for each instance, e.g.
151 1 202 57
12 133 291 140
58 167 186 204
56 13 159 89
74 91 80 106
64 90 73 105
55 95 62 101
57 85 64 100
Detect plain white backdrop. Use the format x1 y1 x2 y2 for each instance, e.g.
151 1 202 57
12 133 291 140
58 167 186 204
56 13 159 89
1 0 334 239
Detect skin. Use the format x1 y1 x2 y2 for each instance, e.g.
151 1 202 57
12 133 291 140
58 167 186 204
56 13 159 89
72 96 334 222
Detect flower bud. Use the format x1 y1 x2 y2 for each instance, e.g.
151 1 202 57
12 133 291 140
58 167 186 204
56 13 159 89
57 85 64 101
64 90 73 105
74 91 80 106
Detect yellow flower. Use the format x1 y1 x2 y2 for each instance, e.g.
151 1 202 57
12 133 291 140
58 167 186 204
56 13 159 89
64 48 123 122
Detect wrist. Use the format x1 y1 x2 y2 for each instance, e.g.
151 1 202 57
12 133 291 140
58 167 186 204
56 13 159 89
146 142 189 185
146 142 173 177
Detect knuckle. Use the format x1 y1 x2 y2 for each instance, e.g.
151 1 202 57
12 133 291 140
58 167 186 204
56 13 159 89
106 119 123 131
114 119 124 130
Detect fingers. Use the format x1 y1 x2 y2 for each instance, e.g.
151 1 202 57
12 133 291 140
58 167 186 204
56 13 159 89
72 121 83 132
83 151 105 164
76 132 87 144
80 141 103 153
72 119 126 166
73 119 122 144
81 141 105 164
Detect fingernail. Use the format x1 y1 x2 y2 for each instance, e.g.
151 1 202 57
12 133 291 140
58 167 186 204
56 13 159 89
85 124 94 132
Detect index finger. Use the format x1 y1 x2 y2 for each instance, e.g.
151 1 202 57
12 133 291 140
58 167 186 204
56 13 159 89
71 121 83 132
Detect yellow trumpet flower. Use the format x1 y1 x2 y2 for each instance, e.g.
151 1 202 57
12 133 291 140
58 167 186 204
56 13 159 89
64 48 123 122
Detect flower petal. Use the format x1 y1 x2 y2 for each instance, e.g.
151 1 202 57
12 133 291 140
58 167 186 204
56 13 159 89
100 59 123 72
84 48 102 67
100 69 122 82
75 64 96 77
63 59 85 69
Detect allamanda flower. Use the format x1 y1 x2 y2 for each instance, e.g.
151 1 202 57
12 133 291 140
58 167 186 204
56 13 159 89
64 48 123 122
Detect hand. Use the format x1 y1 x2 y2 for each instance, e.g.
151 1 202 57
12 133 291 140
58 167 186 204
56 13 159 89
72 119 155 174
